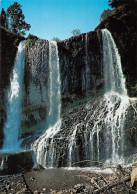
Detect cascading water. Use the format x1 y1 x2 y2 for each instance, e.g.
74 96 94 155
102 29 128 96
47 41 61 127
82 33 90 94
101 29 129 163
32 41 61 167
2 41 26 152
83 29 130 164
32 29 134 168
85 33 90 94
69 29 130 165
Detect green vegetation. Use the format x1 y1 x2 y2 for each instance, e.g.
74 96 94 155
19 121 45 137
108 0 137 8
52 37 61 41
7 2 31 36
0 8 8 28
71 29 81 36
63 89 104 112
100 9 112 21
26 34 38 47
0 2 31 36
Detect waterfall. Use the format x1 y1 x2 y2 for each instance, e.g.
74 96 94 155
32 41 61 167
82 33 90 93
2 41 26 152
92 29 130 163
69 29 130 165
47 41 61 127
32 29 132 167
82 29 129 164
85 33 90 93
102 29 128 96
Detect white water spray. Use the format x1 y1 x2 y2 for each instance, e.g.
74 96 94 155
48 41 61 127
32 41 61 167
96 29 129 163
102 29 128 96
2 41 26 152
81 29 130 165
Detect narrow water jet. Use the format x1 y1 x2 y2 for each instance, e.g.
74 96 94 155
1 41 26 152
85 33 90 94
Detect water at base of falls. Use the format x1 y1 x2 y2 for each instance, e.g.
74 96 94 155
1 41 26 153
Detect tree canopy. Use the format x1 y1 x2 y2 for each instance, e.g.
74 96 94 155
7 2 31 36
108 0 137 8
0 8 8 28
52 37 61 42
71 29 81 37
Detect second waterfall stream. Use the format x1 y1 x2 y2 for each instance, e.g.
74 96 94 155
32 41 61 167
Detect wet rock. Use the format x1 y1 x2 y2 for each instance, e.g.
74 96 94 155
33 164 45 171
34 190 39 194
0 150 34 175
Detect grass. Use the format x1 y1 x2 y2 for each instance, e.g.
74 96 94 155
19 121 45 138
63 89 104 112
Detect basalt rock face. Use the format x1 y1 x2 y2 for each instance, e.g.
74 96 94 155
0 27 24 148
22 39 49 137
58 31 103 96
96 2 137 97
31 96 137 168
0 150 34 175
21 31 103 135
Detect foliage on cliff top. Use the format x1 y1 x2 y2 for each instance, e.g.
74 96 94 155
26 33 39 47
71 29 81 37
108 0 137 8
52 37 61 42
100 9 112 21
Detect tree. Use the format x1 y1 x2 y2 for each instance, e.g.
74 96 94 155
6 2 31 36
0 8 8 28
100 9 112 21
108 0 137 8
71 29 81 36
51 37 61 41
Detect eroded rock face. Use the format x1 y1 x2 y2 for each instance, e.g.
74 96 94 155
22 40 49 137
58 31 103 96
21 31 103 136
31 95 137 168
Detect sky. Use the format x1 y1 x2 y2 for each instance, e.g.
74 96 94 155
1 0 110 40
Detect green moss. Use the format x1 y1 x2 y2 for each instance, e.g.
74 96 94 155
19 121 45 138
63 89 104 112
